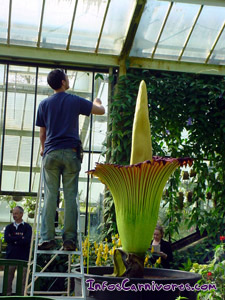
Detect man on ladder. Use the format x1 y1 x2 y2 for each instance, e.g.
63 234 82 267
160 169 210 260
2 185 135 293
36 69 105 251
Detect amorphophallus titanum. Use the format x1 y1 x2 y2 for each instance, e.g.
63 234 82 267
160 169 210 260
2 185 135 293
88 80 193 276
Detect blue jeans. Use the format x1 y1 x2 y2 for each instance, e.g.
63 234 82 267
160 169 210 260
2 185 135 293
41 149 81 243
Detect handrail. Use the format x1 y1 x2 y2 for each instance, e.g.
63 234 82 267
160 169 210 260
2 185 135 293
0 259 28 295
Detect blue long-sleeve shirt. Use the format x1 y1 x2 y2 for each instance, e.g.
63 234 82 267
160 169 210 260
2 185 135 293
4 222 32 261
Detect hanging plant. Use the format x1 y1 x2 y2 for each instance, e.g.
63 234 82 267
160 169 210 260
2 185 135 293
187 191 193 203
182 171 189 180
12 195 23 202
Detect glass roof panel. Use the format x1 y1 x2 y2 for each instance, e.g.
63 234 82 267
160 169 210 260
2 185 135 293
70 0 108 52
130 0 170 58
1 171 16 191
14 171 30 191
98 0 136 55
0 0 9 43
3 135 19 166
154 3 200 61
40 0 76 49
182 5 225 63
18 136 32 166
209 29 225 65
10 0 42 46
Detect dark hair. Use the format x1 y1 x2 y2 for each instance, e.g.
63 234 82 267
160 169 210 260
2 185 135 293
47 69 66 90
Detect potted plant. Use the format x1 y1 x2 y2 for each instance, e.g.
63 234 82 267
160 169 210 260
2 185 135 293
78 81 201 300
24 197 36 219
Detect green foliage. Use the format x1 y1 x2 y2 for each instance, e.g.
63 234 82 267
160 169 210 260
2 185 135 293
171 236 219 271
190 238 225 300
103 68 225 240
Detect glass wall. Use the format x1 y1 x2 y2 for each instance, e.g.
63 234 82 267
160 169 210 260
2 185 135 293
0 63 108 235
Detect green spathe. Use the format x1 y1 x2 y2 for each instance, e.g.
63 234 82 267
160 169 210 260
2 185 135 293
88 80 193 258
89 158 192 255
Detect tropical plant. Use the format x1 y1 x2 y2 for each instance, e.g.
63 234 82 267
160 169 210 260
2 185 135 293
190 236 225 300
89 81 192 277
103 69 225 242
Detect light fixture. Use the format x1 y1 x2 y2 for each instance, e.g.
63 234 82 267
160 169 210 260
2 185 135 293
159 0 225 7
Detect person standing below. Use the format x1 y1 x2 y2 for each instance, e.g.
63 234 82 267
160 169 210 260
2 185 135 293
4 206 32 295
150 224 173 269
36 69 105 251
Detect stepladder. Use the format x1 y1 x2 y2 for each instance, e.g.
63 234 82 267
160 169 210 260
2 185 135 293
25 165 86 300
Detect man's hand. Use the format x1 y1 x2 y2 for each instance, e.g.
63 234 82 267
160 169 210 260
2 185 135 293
91 98 105 115
40 148 44 156
93 98 102 105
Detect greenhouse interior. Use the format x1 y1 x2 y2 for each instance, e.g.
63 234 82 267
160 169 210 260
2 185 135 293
0 0 225 299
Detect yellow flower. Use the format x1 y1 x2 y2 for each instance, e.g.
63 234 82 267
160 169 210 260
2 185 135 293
104 243 109 254
99 243 103 252
151 246 154 253
156 257 161 264
105 238 108 242
117 238 122 247
144 255 149 266
115 234 119 239
104 254 108 261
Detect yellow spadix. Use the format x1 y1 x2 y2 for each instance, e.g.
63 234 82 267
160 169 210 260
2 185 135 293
130 80 152 164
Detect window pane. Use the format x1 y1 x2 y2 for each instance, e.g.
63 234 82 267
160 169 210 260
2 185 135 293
182 6 225 63
2 65 37 192
154 3 200 60
209 29 225 65
0 64 7 165
99 0 136 54
130 0 170 58
0 0 9 43
10 0 42 46
40 0 76 49
70 0 108 52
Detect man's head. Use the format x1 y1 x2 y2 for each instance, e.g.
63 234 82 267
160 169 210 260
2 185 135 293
47 69 69 91
12 206 24 223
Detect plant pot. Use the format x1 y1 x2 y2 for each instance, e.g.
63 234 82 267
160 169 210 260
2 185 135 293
28 212 35 218
12 196 23 202
183 171 189 180
187 191 193 203
75 266 201 300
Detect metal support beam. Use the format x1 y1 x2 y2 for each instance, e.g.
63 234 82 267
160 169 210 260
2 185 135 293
178 5 203 61
37 0 45 48
0 44 118 70
129 56 225 76
151 2 173 59
1 45 225 76
66 0 78 51
119 0 147 60
7 0 12 45
205 21 225 64
95 0 111 54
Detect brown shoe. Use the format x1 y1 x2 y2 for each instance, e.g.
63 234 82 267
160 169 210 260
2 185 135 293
63 240 76 251
38 240 56 250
